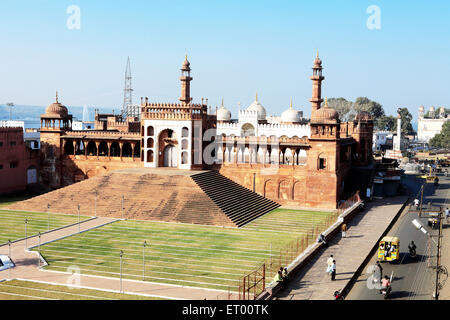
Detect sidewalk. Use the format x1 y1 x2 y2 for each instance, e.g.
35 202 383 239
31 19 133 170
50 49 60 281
276 196 408 300
0 217 226 300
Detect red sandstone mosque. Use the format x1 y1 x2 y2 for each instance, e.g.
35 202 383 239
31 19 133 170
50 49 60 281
36 53 374 211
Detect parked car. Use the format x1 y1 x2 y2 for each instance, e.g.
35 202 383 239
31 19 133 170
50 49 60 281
0 255 14 272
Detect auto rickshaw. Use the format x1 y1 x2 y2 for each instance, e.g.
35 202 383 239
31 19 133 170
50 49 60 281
377 236 400 263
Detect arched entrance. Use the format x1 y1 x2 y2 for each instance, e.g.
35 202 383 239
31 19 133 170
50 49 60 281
163 145 178 167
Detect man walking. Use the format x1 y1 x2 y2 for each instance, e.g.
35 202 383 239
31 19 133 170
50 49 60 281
375 261 383 283
341 223 348 238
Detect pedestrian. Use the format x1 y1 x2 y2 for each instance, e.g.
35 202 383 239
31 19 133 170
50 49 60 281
327 255 334 268
341 223 348 238
375 261 383 282
330 260 337 281
445 208 450 220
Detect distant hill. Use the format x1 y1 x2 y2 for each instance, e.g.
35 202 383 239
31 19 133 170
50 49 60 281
0 104 115 123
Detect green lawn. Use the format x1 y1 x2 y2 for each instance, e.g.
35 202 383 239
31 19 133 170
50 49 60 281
34 208 336 292
0 209 92 244
0 280 164 300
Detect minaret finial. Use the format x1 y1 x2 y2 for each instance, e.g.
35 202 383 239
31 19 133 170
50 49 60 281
316 50 319 58
56 91 59 103
290 98 293 109
324 97 328 107
256 92 258 102
221 98 224 108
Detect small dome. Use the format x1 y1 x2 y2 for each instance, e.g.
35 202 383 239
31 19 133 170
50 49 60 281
217 101 231 121
247 94 267 121
311 99 339 123
355 111 373 122
313 51 322 68
419 105 425 112
45 93 68 118
181 56 191 70
281 101 301 123
430 106 435 112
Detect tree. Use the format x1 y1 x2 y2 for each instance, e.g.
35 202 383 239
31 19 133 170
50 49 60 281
354 97 385 119
430 121 450 149
376 115 396 131
394 108 416 135
327 98 354 121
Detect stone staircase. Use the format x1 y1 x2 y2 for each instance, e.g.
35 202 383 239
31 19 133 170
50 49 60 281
7 169 280 228
191 171 281 227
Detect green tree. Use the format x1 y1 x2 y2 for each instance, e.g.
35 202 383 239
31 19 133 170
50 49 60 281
327 98 354 121
354 97 385 119
376 115 396 131
430 121 450 148
394 108 416 135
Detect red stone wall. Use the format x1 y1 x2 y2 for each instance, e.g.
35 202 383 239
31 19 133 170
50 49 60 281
61 156 143 186
0 128 39 194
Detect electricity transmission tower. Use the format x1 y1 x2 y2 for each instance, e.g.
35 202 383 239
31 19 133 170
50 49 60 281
122 57 138 119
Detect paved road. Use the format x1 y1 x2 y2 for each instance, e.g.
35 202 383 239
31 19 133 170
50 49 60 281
276 196 407 300
346 174 450 300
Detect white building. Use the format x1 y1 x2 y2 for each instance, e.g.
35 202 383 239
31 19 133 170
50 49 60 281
72 121 95 131
417 105 449 142
216 96 310 139
373 131 389 151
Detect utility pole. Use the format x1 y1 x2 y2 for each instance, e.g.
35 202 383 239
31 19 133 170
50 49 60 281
420 184 424 218
434 208 443 300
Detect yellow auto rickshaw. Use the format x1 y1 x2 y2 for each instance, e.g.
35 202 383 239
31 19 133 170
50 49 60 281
378 236 400 263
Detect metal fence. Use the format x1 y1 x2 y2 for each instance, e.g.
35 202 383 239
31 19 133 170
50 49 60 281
228 191 361 300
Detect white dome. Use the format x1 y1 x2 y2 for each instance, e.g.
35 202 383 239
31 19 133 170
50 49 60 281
217 106 231 121
247 95 267 121
281 107 301 123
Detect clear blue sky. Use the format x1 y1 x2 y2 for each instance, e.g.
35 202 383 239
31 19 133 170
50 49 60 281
0 0 449 120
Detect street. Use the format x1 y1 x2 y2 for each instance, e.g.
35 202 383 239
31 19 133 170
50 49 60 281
346 174 450 300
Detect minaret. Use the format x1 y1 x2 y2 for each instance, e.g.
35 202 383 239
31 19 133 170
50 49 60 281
179 55 193 104
310 51 325 113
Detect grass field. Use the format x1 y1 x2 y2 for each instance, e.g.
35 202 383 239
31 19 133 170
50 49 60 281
0 209 92 244
0 280 164 300
34 208 336 291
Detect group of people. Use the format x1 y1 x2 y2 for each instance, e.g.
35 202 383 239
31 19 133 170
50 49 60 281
327 255 337 281
273 267 289 284
379 243 396 258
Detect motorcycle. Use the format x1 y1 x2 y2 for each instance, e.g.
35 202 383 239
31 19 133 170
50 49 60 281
409 247 417 259
380 286 392 299
334 289 344 300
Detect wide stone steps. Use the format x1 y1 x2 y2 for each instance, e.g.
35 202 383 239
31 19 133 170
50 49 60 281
7 169 280 228
191 171 281 227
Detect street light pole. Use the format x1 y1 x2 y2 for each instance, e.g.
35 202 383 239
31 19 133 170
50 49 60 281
120 250 123 293
78 204 81 233
122 196 124 220
47 203 50 231
95 191 98 217
8 240 11 280
38 232 41 268
143 241 147 281
25 219 28 250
